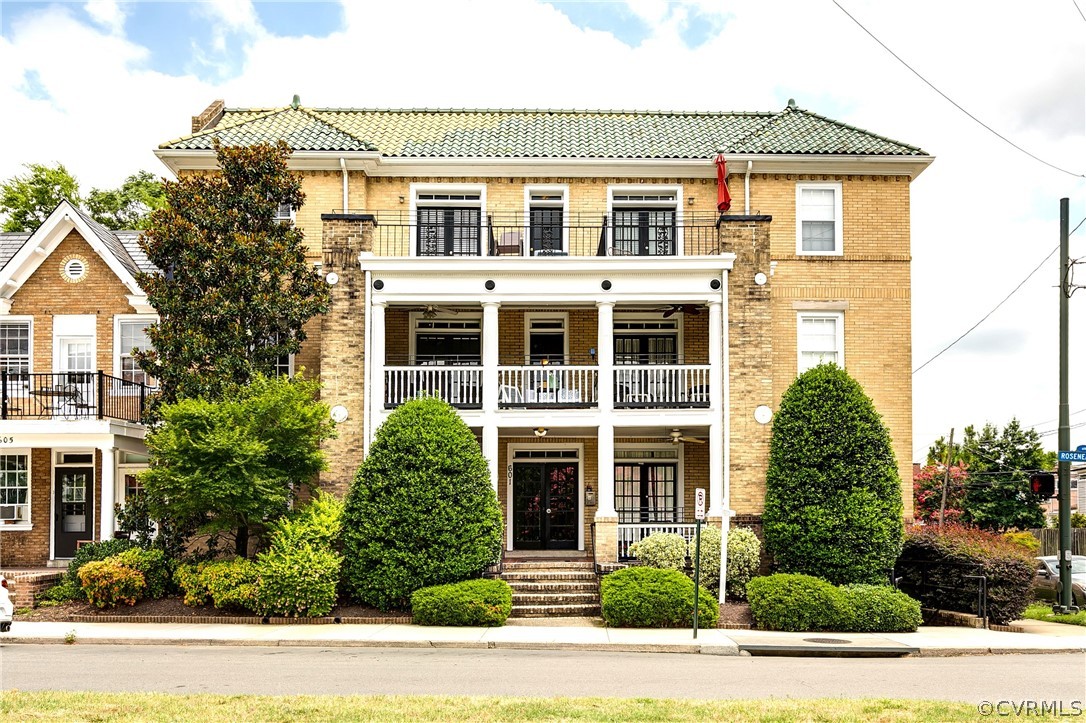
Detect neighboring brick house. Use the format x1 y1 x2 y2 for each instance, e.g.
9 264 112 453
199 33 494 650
153 99 932 570
0 200 156 566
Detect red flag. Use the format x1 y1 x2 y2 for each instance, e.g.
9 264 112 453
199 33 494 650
715 154 732 212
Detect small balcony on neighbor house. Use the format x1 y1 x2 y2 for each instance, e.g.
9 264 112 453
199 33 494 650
367 211 726 258
0 371 151 424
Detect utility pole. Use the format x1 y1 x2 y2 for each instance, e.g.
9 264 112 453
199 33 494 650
939 428 954 530
1057 197 1074 612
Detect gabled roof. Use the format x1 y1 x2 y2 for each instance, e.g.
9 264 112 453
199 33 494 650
160 102 927 159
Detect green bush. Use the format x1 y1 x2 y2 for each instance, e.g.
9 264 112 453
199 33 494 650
725 528 761 601
204 558 259 612
689 526 720 590
840 584 922 632
174 562 210 607
266 491 343 554
762 364 903 585
65 538 138 587
254 544 341 617
600 567 717 628
631 532 688 571
340 397 503 610
38 578 84 603
1071 513 1086 528
746 574 849 632
111 548 172 600
1001 531 1040 553
411 579 513 626
78 559 146 609
896 524 1034 625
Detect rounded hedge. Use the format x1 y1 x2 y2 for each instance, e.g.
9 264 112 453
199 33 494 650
840 584 922 632
340 397 503 610
724 527 761 600
631 532 687 570
747 573 921 632
411 578 513 626
600 566 717 628
762 364 903 585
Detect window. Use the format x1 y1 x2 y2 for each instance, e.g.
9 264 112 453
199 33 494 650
412 317 481 365
797 312 843 372
796 183 842 254
525 187 568 256
118 320 156 387
412 188 485 257
610 189 680 256
273 203 295 224
614 318 679 365
0 453 29 525
525 315 567 365
614 462 679 523
0 321 30 386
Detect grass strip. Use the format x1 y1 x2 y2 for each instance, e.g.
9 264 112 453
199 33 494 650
0 690 982 722
1023 602 1086 627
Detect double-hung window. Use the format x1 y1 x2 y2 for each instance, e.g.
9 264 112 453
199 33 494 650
415 190 483 257
796 182 842 254
0 453 29 526
0 321 30 391
797 312 843 372
611 189 680 256
117 319 156 388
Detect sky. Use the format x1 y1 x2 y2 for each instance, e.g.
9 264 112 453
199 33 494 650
0 0 1083 461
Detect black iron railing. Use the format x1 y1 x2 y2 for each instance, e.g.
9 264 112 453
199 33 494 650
0 371 150 424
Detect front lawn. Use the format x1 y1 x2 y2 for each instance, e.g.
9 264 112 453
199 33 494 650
1022 602 1086 627
0 691 981 722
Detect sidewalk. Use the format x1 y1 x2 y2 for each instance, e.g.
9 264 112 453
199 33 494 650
3 619 1084 657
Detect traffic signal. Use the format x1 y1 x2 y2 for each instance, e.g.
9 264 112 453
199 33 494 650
1030 472 1056 499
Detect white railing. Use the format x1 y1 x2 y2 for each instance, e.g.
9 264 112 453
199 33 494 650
617 522 698 560
497 366 597 406
384 366 483 409
614 365 711 407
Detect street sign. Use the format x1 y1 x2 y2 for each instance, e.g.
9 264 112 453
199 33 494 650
695 488 706 520
1058 450 1086 463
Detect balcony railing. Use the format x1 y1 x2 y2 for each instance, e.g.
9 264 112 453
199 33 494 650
384 366 483 409
497 366 598 408
614 365 711 408
0 371 150 424
368 212 726 257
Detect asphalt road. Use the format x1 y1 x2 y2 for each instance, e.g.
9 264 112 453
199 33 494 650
2 645 1085 703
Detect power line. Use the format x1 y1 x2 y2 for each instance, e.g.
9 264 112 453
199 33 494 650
832 0 1086 179
1074 0 1086 22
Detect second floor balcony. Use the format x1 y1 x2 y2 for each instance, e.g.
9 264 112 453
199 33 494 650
1 371 150 424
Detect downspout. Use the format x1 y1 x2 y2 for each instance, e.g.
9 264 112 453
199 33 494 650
744 161 752 215
339 158 348 212
363 267 372 457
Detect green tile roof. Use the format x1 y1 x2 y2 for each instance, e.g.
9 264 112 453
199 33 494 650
161 103 926 158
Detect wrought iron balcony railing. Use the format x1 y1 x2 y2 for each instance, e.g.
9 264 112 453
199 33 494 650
0 371 150 424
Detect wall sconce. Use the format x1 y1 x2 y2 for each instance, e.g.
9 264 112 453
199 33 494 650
585 484 596 506
588 347 596 359
534 427 548 438
688 196 696 205
398 195 405 204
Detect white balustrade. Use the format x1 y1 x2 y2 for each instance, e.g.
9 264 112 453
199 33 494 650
617 522 698 559
613 365 711 407
496 366 598 406
384 366 483 409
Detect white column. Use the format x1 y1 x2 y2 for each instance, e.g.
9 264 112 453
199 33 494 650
369 300 386 444
481 302 501 494
596 301 614 413
99 445 116 541
596 421 616 518
708 299 724 518
483 424 499 495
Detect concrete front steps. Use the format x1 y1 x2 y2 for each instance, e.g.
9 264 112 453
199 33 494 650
501 560 600 618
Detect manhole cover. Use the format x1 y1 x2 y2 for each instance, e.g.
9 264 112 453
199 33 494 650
803 637 851 645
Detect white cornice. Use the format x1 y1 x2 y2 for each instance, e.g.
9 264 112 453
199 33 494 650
155 149 934 180
359 255 735 275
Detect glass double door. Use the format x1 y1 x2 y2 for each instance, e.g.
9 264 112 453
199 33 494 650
512 462 578 550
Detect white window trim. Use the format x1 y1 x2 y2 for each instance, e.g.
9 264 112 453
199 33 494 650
523 184 569 255
0 316 34 397
273 202 296 225
0 448 32 530
796 311 844 373
613 312 684 363
51 449 96 559
409 183 487 258
615 442 685 519
52 315 96 375
523 311 569 365
504 442 585 552
114 462 148 533
408 310 482 365
113 314 158 392
607 184 684 256
795 182 843 256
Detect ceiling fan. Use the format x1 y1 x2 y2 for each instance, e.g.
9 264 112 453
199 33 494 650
652 304 702 318
668 429 705 445
409 305 459 319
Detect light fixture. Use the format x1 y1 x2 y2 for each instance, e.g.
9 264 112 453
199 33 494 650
398 195 405 204
585 484 596 506
534 427 548 438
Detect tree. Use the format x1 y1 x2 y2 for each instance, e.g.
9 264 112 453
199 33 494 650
957 420 1048 532
0 162 80 231
136 141 330 405
762 364 904 585
140 374 335 556
86 170 166 230
340 397 503 610
913 462 968 525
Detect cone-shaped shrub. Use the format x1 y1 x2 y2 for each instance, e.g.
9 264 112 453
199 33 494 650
762 364 903 585
340 397 503 610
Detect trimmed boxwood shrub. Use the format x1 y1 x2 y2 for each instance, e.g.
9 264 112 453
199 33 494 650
254 544 341 617
111 548 172 600
601 567 717 628
204 558 259 612
340 397 503 610
78 559 146 609
725 527 761 601
411 579 512 626
896 524 1034 625
839 584 922 632
747 574 849 632
762 364 903 585
631 532 687 570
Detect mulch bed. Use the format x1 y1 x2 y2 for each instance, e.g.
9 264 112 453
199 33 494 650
22 597 411 624
718 601 753 628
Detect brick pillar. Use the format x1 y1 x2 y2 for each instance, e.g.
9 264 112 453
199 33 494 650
318 214 374 497
720 215 773 519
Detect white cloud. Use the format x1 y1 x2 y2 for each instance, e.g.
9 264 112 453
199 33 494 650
2 0 1083 459
83 0 126 35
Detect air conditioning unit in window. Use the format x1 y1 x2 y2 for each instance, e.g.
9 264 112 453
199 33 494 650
0 505 20 521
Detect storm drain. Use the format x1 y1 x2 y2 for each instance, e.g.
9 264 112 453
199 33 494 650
803 638 852 644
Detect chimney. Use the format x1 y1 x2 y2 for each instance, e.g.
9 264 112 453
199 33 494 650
191 99 225 134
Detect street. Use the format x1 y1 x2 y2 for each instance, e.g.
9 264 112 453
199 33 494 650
2 645 1083 703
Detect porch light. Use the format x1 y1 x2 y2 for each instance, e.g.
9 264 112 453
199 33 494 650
534 427 548 438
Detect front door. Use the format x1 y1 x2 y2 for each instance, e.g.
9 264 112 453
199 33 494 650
54 467 94 558
512 462 578 550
